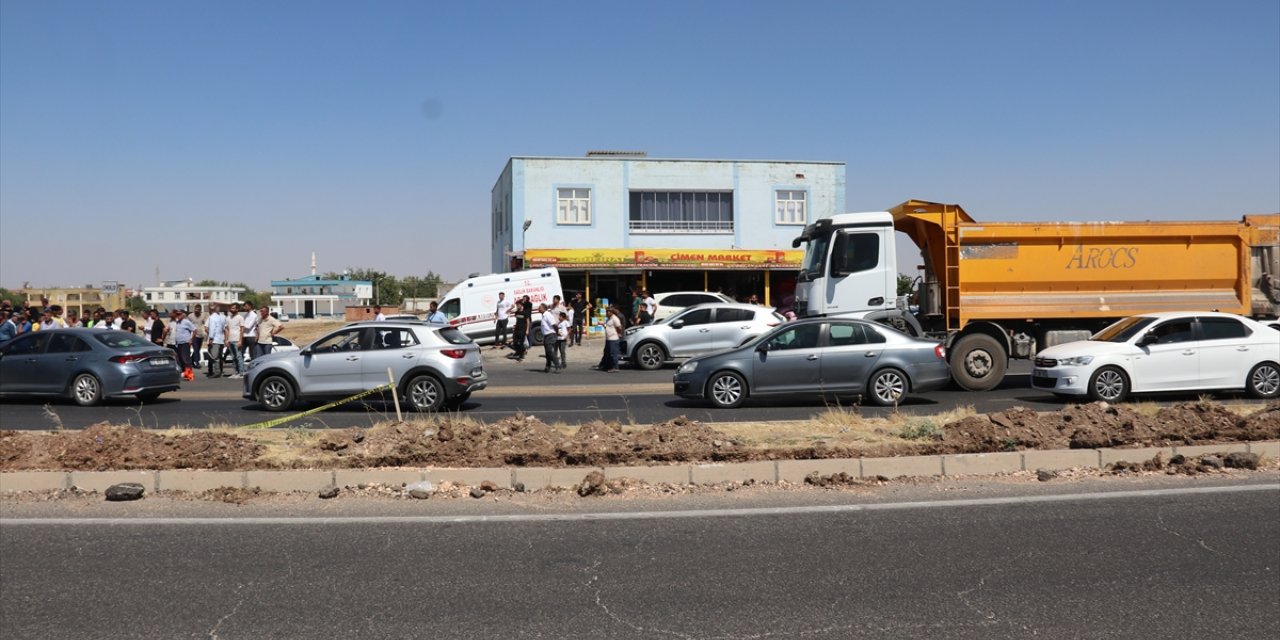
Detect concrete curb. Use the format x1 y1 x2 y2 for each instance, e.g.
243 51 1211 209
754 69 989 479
2 440 1276 494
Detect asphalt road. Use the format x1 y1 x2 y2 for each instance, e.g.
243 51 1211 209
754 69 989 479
0 347 1070 429
3 478 1277 639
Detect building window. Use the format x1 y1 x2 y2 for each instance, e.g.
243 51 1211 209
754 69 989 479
629 191 733 233
776 190 807 225
557 188 591 225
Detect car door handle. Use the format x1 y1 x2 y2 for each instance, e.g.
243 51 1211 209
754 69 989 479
1182 350 1195 356
1236 346 1250 351
807 354 819 361
346 355 360 361
64 357 78 362
699 328 711 333
864 352 878 358
402 353 415 359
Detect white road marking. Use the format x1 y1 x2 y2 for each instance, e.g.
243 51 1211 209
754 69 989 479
2 485 1274 527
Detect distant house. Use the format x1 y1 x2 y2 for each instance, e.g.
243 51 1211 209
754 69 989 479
269 275 373 318
140 280 245 311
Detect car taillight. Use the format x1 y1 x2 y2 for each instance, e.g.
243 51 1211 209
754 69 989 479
441 349 467 359
934 344 946 360
111 354 147 364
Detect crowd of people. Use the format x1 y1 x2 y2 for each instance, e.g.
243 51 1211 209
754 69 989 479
0 298 283 382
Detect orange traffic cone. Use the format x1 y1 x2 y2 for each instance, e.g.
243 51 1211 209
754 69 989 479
183 368 194 381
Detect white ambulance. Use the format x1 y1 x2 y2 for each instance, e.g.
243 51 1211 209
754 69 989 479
436 267 563 345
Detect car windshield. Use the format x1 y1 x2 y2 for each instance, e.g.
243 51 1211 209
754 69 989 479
93 333 152 349
1092 316 1157 343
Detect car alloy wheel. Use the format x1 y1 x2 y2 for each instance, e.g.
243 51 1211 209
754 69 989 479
407 375 445 412
868 368 907 406
1246 362 1280 399
1088 366 1129 402
707 371 745 409
71 373 102 407
635 342 665 371
258 376 295 412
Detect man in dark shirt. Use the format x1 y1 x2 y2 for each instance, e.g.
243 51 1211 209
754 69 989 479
569 292 590 346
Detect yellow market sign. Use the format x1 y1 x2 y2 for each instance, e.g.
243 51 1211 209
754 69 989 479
526 248 802 270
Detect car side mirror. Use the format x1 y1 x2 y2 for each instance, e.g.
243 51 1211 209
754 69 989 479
670 319 684 329
756 342 771 353
300 347 312 356
1137 333 1158 347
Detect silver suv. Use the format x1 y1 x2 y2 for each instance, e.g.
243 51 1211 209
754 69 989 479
621 303 785 370
244 321 487 412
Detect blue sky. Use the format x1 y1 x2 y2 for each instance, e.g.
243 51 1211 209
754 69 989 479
2 0 1277 290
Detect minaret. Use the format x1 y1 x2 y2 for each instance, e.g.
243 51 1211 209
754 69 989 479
311 252 317 276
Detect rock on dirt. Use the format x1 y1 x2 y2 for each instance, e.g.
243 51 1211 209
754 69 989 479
577 471 607 497
318 486 340 499
104 483 145 501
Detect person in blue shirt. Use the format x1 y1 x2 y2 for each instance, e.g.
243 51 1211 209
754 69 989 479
0 309 17 344
425 301 447 324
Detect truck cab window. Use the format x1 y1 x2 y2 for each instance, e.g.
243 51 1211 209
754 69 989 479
831 232 879 276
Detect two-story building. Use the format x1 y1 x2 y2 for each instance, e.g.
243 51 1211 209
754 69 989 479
269 274 373 319
491 153 845 309
140 280 245 311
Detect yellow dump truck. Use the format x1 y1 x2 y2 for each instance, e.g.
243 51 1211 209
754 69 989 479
791 200 1280 390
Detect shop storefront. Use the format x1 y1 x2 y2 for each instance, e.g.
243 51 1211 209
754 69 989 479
524 248 802 312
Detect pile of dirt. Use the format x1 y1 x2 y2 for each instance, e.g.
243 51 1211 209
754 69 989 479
0 424 262 471
936 401 1280 453
1 402 1276 472
308 415 746 468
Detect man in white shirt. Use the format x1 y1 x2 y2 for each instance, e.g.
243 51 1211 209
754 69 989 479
539 304 560 373
241 302 259 360
205 303 227 378
374 305 386 321
226 303 245 377
493 292 510 349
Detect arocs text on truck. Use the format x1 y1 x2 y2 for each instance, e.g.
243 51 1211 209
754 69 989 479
791 200 1280 391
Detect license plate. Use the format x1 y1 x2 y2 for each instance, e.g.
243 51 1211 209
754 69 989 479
1033 368 1048 376
150 358 172 367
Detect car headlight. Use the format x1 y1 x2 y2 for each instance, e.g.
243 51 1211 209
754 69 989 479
677 360 698 374
247 360 262 371
1057 355 1094 366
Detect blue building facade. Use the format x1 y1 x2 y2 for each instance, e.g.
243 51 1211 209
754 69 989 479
269 274 373 319
491 155 845 306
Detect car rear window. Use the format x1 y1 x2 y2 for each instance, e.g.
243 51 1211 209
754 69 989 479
436 327 473 345
93 333 152 349
715 308 754 323
1198 317 1250 340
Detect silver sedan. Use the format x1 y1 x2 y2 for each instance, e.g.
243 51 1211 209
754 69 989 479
673 318 951 408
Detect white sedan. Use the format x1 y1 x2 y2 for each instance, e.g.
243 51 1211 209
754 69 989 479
201 336 300 364
1031 312 1280 402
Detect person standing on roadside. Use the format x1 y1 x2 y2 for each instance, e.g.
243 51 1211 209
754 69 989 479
65 309 82 328
555 310 570 370
165 309 196 381
598 305 623 372
539 304 559 373
205 303 227 377
255 307 282 357
0 310 16 345
225 303 245 377
189 304 207 368
148 309 166 345
374 305 386 321
509 299 527 361
570 292 590 346
241 302 258 360
493 292 510 349
425 301 447 324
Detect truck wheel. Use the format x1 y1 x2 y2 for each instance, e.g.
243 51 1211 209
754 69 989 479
950 334 1006 391
633 342 666 371
1088 366 1129 402
1245 362 1280 399
531 327 545 346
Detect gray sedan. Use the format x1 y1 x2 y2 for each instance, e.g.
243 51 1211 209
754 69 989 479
0 329 182 406
672 318 951 408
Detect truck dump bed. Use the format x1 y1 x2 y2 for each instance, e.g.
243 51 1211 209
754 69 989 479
890 200 1280 331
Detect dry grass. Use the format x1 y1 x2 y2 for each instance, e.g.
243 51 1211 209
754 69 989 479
278 319 347 346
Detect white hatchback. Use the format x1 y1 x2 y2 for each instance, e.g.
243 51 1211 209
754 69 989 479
1031 312 1280 402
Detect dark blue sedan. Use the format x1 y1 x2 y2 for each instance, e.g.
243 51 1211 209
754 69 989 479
0 329 181 406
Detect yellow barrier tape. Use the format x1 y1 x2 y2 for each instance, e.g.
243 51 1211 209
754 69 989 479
238 384 394 430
